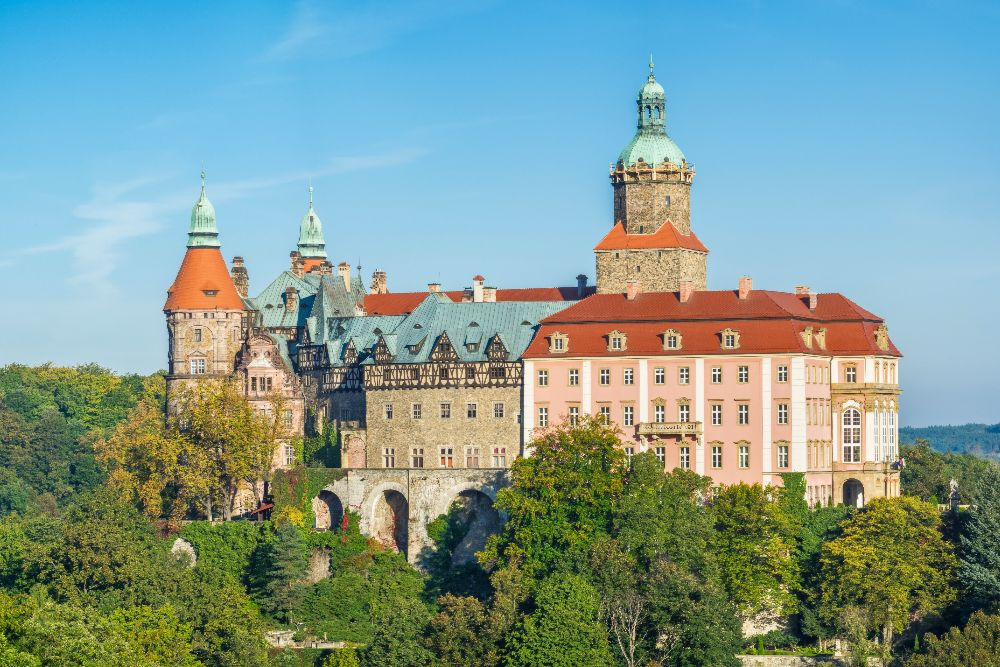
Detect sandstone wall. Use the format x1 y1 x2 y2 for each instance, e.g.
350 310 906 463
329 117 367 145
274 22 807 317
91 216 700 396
595 247 707 294
613 177 692 234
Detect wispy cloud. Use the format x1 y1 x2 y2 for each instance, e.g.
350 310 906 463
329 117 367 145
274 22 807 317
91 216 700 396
5 148 426 294
260 0 498 62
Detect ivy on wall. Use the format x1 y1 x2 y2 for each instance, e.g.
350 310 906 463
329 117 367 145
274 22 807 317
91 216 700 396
270 466 347 528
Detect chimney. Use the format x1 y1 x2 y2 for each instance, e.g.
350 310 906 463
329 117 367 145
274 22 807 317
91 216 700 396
371 270 388 295
679 280 694 304
472 275 485 303
625 279 641 301
230 256 249 298
337 262 350 290
427 282 441 293
284 287 297 312
576 274 588 298
795 285 816 310
290 251 304 278
738 275 752 300
482 286 497 302
317 260 333 276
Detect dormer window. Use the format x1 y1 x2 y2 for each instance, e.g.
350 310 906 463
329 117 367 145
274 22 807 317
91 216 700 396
549 332 568 354
202 290 218 297
663 328 682 351
720 328 740 350
607 330 627 352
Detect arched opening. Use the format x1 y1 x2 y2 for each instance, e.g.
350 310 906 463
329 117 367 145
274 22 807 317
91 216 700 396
843 479 865 508
313 490 344 531
447 490 501 566
372 490 409 556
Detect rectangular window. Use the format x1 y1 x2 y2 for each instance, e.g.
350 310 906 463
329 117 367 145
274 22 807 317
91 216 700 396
385 403 393 420
738 365 749 383
493 402 505 419
846 366 857 383
778 445 789 469
666 334 679 349
739 445 750 469
679 367 690 385
711 404 722 426
440 447 454 468
553 337 564 351
569 369 580 386
537 369 548 386
538 406 549 427
679 446 690 470
283 444 295 467
654 447 666 466
190 359 206 375
623 405 634 426
467 403 477 418
777 365 788 383
623 368 634 385
610 336 623 350
412 448 424 468
599 405 611 423
412 403 422 419
383 447 396 468
440 403 451 419
711 366 722 384
624 447 634 458
712 445 722 469
466 447 480 468
282 409 293 427
724 333 736 348
193 328 203 342
654 367 665 384
599 368 610 385
251 376 257 391
654 404 665 423
568 406 580 425
777 403 788 425
678 404 690 422
492 447 507 467
738 404 749 425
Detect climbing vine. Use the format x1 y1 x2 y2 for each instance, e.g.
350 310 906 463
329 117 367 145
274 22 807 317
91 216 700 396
270 466 347 528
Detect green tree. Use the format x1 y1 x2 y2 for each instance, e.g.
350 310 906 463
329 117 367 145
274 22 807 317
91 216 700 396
107 604 202 666
361 597 432 667
481 418 626 578
905 611 1000 667
256 522 308 622
506 572 612 667
710 483 798 622
321 649 360 667
819 496 957 651
958 465 1000 613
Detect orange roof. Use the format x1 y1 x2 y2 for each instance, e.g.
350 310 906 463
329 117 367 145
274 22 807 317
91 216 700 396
363 286 596 316
302 258 325 273
594 221 709 253
164 247 245 312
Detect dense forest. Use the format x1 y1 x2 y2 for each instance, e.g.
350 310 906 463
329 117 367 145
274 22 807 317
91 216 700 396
1 363 1000 666
900 423 1000 461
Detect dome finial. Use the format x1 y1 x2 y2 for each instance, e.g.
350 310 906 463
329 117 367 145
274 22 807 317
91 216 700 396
649 53 654 76
308 180 314 208
200 167 206 195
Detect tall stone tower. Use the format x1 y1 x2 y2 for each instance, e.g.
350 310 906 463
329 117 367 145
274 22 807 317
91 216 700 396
163 173 247 403
595 61 708 294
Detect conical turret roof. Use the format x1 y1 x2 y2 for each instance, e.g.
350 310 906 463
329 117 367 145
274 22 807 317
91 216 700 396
297 186 327 259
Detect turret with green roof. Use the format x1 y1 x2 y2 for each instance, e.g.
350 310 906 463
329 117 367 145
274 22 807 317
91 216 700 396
617 57 686 168
297 186 327 259
187 170 220 248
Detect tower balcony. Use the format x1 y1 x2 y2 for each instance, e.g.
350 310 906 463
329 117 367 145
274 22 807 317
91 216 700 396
638 421 702 437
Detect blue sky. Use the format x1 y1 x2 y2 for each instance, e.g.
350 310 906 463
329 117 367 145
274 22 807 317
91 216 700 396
0 0 997 426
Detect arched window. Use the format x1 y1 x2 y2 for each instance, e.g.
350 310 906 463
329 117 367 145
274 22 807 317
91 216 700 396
842 408 861 463
873 408 881 461
889 409 897 457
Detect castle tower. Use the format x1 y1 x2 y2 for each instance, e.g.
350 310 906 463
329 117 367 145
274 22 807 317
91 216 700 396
595 60 708 294
296 186 327 272
164 172 247 402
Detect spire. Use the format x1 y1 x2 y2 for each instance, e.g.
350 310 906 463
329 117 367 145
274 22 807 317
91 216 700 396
187 170 220 248
297 184 327 259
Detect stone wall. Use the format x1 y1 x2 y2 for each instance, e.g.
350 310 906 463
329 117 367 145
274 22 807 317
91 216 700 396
738 657 881 667
318 468 510 565
613 177 692 234
595 247 707 294
164 309 245 408
363 386 522 468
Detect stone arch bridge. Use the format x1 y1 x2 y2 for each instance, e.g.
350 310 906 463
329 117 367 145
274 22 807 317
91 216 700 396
311 469 510 566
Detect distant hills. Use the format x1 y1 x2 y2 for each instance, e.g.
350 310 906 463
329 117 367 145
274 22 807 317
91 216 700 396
900 423 1000 460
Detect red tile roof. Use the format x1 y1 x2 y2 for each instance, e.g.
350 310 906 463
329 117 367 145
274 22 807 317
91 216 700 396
594 221 709 253
363 286 596 315
522 289 900 358
164 248 245 312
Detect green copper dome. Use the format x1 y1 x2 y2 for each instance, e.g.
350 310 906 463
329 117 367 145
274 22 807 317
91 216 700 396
617 62 686 167
187 171 220 248
297 186 327 259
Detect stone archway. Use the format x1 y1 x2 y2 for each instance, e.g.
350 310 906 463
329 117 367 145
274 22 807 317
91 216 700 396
313 490 344 531
448 490 501 566
843 479 865 508
372 490 409 556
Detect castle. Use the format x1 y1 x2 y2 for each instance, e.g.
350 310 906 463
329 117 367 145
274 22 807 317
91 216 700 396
164 64 901 554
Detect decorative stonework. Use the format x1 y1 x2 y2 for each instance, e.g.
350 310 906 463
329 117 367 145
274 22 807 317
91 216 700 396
875 324 890 351
607 330 627 352
548 332 568 354
720 328 741 350
662 328 682 350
